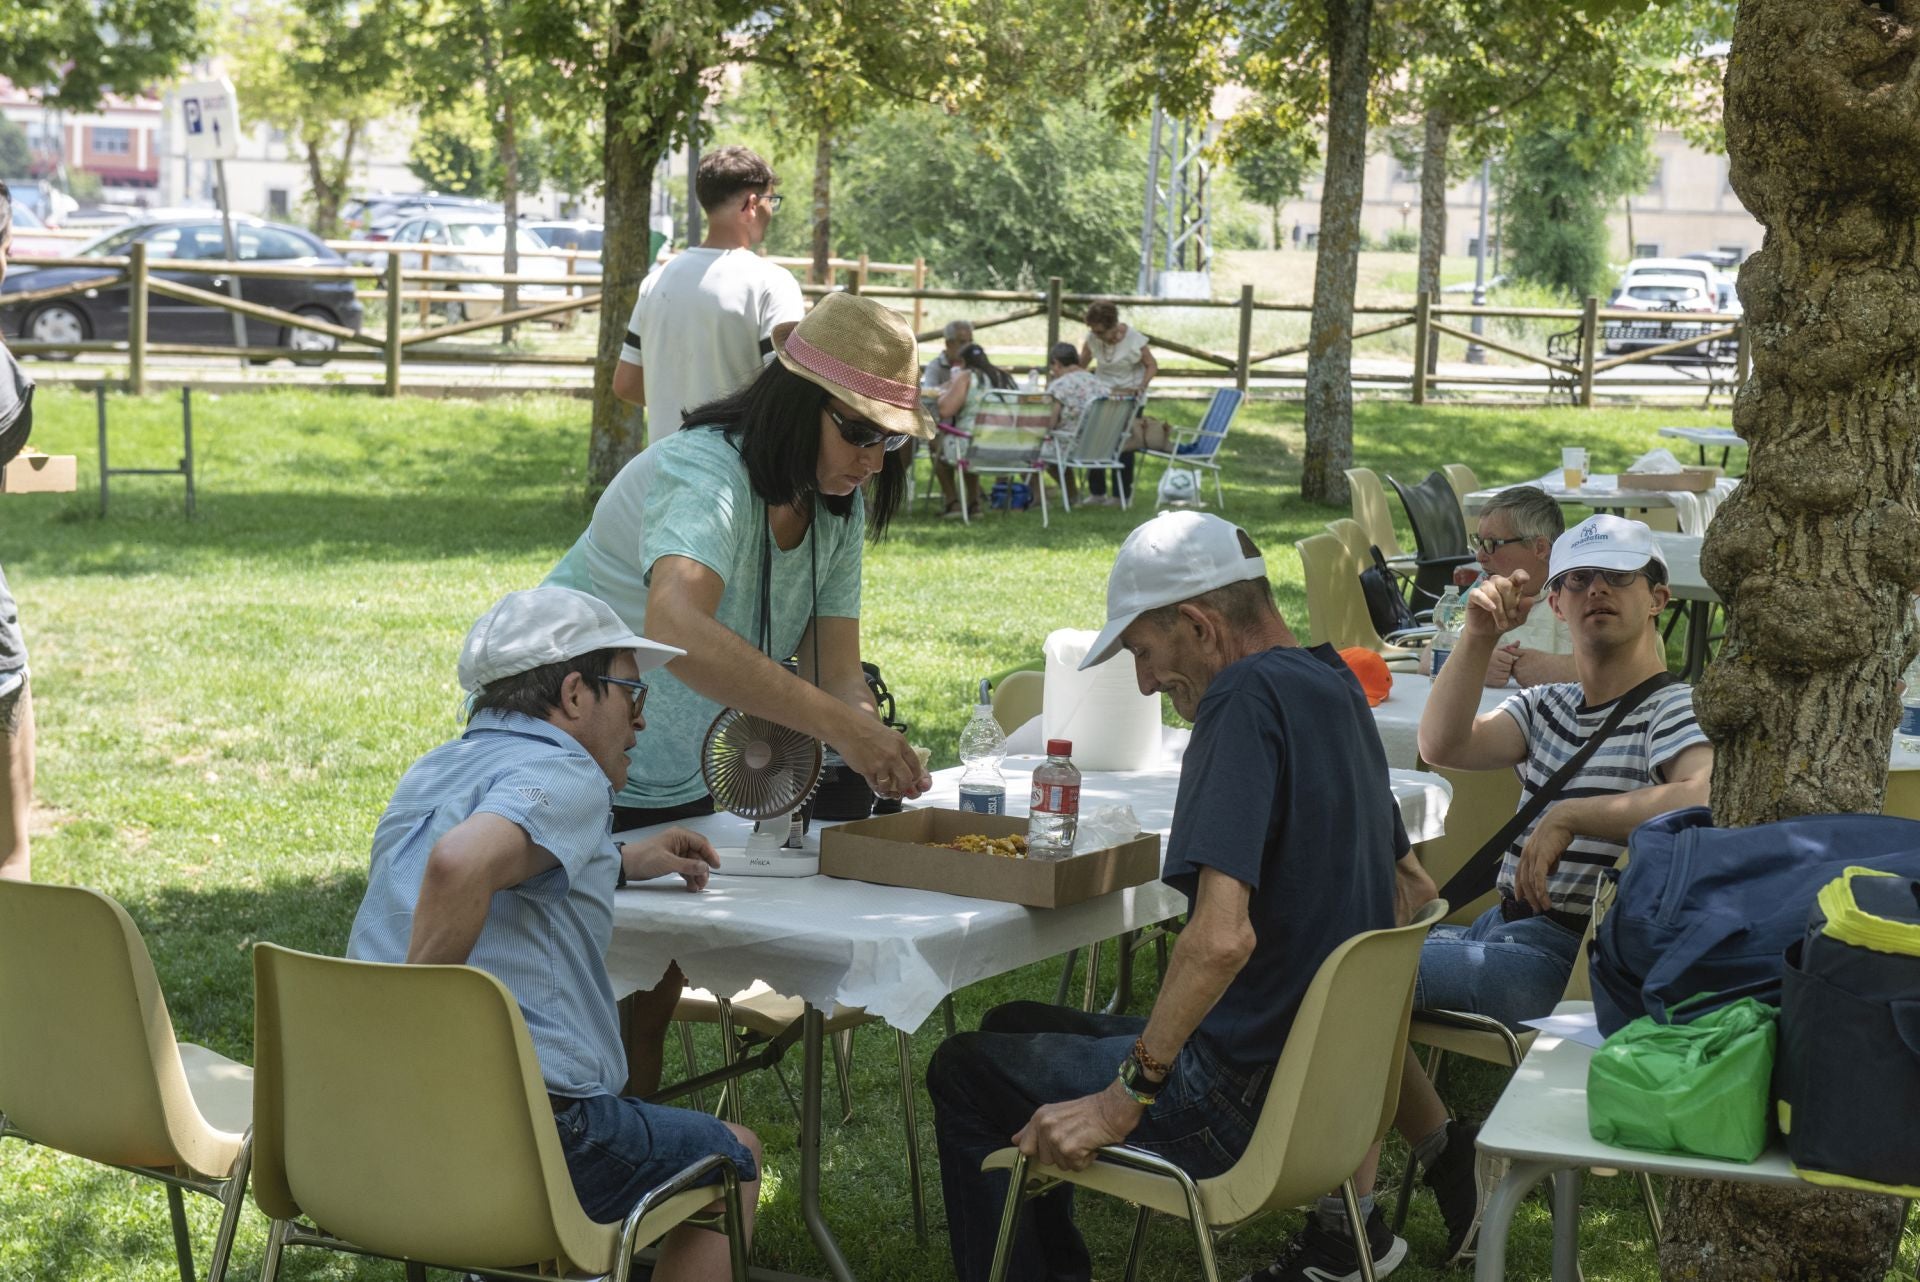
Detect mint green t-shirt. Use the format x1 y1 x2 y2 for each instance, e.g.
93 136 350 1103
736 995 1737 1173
544 427 864 808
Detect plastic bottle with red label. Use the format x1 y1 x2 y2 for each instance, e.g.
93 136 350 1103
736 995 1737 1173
1026 738 1081 861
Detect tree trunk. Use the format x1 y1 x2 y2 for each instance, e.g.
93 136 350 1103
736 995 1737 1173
588 22 673 491
500 89 520 343
1301 0 1373 507
1417 106 1450 376
1671 1 1916 1275
1271 202 1281 252
811 124 832 286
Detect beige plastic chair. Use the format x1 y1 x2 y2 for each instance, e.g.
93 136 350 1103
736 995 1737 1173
1344 467 1414 567
671 981 928 1241
1412 763 1521 928
982 900 1447 1282
1296 531 1423 668
252 944 748 1281
0 880 254 1282
1440 464 1479 519
991 669 1044 736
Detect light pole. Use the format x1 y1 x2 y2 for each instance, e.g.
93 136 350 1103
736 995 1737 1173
1467 156 1491 365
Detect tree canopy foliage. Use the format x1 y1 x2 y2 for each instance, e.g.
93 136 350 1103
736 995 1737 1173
0 0 202 110
1500 114 1654 298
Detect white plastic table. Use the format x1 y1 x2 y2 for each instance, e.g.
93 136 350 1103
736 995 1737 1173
1656 426 1745 467
1464 472 1738 535
1475 1001 1808 1282
610 751 1452 1280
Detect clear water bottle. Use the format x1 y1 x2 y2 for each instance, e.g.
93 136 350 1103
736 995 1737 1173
1900 654 1920 752
1429 586 1463 675
956 679 1008 814
1027 739 1082 861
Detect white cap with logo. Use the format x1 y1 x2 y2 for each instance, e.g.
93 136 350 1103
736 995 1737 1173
1547 514 1666 587
1081 511 1268 670
458 587 685 693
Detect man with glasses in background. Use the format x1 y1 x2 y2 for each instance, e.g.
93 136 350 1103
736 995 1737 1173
612 145 804 445
347 587 761 1278
1421 486 1578 688
1244 515 1713 1279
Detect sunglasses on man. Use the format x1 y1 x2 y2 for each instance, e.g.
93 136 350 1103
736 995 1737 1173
827 404 912 453
1549 567 1648 594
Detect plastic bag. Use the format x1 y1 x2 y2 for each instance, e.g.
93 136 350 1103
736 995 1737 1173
1587 995 1777 1162
1072 804 1143 855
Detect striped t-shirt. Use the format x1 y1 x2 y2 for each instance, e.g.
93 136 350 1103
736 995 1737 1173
1495 680 1707 914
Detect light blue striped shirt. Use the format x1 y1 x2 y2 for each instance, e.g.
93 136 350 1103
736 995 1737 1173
346 709 626 1097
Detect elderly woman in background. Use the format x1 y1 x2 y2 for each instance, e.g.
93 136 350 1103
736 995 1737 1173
1043 342 1102 506
1078 302 1157 505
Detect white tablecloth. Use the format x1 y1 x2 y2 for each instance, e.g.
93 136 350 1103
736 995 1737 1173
607 731 1451 1032
1371 673 1513 771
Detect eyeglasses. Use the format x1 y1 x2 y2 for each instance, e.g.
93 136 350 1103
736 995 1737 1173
1471 535 1531 556
753 191 783 212
827 404 912 453
597 676 649 715
1550 568 1646 593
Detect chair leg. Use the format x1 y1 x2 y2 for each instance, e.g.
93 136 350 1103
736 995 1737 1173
1636 1171 1663 1240
677 1020 709 1115
831 1027 855 1124
1122 1205 1153 1282
1342 1179 1376 1282
1212 467 1225 510
166 1183 195 1282
204 1138 254 1282
716 998 744 1126
1037 469 1049 528
1054 948 1080 1006
895 1028 928 1244
404 1263 428 1282
942 995 957 1039
1080 937 1103 1010
986 1152 1030 1282
959 473 970 524
255 1220 290 1282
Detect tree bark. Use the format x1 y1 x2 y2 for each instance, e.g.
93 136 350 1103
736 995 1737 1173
1417 106 1450 376
1670 0 1917 1274
811 124 832 286
1301 0 1373 506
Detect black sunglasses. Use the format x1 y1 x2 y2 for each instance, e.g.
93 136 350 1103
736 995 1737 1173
827 404 912 453
1550 568 1646 593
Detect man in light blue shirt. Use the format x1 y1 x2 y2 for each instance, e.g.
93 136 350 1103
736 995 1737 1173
347 587 760 1272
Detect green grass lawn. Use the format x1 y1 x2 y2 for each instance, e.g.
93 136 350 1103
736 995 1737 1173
0 386 1793 1281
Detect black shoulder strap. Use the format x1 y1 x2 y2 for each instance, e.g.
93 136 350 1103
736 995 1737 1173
1436 670 1681 908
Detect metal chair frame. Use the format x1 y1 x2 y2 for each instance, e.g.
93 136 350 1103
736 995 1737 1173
1138 387 1244 509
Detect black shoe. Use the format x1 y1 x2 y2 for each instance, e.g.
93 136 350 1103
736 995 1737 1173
1422 1119 1490 1264
1238 1205 1407 1282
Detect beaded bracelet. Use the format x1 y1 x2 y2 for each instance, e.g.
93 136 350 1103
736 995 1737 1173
1132 1036 1170 1079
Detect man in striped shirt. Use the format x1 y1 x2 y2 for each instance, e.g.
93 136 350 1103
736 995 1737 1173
1249 516 1712 1280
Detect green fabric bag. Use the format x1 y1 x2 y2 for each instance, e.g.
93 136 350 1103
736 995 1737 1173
1587 996 1777 1163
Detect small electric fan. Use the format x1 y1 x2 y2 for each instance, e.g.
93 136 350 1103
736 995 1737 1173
701 707 824 876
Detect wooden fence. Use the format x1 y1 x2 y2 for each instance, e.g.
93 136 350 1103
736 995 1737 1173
5 241 1748 404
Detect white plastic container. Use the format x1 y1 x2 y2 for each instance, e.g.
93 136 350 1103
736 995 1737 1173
1040 628 1161 771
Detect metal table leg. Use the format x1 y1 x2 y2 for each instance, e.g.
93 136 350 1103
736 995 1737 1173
1550 1168 1584 1282
1473 1158 1555 1282
801 1004 856 1281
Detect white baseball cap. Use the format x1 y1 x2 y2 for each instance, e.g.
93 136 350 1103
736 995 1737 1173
457 588 685 693
1081 512 1268 670
1547 514 1666 587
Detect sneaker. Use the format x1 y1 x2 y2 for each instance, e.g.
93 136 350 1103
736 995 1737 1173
1422 1119 1491 1263
1238 1206 1407 1282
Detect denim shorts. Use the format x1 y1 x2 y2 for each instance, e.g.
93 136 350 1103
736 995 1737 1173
551 1092 758 1224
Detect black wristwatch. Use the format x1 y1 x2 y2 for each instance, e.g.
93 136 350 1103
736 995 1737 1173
1116 1053 1165 1105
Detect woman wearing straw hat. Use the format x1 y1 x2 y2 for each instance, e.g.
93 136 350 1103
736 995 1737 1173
546 291 937 1090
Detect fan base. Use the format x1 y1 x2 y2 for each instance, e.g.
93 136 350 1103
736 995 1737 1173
713 848 820 878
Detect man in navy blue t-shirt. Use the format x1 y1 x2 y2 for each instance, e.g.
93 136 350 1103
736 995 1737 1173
927 512 1434 1281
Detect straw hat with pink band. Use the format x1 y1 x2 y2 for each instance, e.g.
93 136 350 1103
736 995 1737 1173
775 292 935 440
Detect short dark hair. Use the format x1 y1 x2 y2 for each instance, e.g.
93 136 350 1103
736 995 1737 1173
696 146 776 213
1049 341 1081 368
1085 301 1119 330
470 647 618 723
681 362 909 538
0 179 12 247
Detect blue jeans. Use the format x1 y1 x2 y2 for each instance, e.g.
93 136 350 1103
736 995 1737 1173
551 1092 759 1224
927 1001 1269 1282
1414 903 1584 1031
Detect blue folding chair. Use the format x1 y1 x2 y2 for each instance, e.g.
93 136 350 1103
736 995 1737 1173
1139 387 1243 509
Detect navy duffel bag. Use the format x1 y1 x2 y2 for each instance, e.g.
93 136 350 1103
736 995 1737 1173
1590 807 1920 1036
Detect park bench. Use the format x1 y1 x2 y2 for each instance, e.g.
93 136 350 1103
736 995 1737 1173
1546 311 1739 407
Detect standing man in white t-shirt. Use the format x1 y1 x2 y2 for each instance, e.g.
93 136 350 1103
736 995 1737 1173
611 146 806 443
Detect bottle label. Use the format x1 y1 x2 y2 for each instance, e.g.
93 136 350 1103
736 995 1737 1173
1030 782 1081 815
1431 647 1449 675
957 786 1006 815
1901 705 1920 737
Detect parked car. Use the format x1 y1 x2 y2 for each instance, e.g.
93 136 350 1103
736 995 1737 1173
340 192 501 264
1604 274 1719 356
1682 249 1743 272
381 213 569 321
522 220 603 255
0 215 365 364
1616 257 1728 306
3 204 78 260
